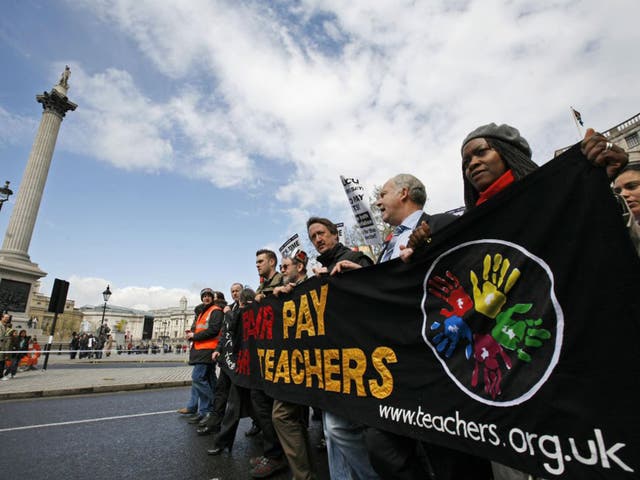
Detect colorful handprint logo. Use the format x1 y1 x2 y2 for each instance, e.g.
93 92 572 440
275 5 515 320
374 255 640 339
421 240 563 406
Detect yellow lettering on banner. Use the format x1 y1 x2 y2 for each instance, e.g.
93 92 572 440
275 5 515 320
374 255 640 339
264 349 275 381
368 346 397 399
304 348 324 389
291 349 305 385
280 285 329 340
296 295 315 338
342 348 367 396
323 348 341 392
273 350 291 384
282 300 296 339
309 284 328 335
256 348 266 378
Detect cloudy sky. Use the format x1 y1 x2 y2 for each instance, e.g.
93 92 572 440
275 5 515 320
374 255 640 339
1 0 638 311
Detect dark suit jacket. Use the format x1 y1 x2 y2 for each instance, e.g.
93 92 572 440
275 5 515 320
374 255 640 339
377 211 457 263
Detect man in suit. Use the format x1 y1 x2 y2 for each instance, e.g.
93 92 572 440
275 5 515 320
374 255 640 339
333 174 492 479
331 173 454 274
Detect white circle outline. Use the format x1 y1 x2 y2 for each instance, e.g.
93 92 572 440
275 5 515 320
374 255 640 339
421 239 564 407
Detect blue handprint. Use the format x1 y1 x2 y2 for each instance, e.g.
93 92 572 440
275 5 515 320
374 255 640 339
430 316 473 359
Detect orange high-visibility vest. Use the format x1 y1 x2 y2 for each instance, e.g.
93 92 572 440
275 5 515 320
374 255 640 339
193 304 222 350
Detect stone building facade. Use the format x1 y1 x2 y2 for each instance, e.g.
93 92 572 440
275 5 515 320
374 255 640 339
78 304 146 341
151 296 193 345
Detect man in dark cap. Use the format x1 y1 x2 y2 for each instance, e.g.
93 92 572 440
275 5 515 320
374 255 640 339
185 288 225 427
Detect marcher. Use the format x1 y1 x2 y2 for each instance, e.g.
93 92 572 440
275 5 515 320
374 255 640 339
185 289 225 428
306 216 378 480
248 249 288 478
197 283 244 436
178 303 205 415
370 174 490 479
254 249 284 302
272 249 318 480
403 123 628 480
613 163 640 255
207 288 258 456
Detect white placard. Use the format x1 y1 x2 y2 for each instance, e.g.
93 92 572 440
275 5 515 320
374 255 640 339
340 176 381 245
279 233 301 258
336 222 345 245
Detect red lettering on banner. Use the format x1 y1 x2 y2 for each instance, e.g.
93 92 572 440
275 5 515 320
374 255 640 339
243 310 255 341
243 306 274 341
236 349 250 375
258 306 273 340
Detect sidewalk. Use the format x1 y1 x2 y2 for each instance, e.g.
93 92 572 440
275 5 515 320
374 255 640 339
0 353 193 401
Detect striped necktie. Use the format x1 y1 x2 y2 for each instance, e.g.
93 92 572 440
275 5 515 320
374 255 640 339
381 225 410 262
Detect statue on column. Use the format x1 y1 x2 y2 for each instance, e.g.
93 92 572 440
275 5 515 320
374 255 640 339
57 65 71 89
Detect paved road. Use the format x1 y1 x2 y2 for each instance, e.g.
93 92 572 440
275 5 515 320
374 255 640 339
0 387 329 480
0 354 330 479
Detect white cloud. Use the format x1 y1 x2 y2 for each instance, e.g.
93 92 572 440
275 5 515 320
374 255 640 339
62 66 174 172
63 275 200 310
68 0 640 220
0 106 38 147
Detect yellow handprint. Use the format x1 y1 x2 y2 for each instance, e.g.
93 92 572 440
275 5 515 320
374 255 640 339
470 253 520 319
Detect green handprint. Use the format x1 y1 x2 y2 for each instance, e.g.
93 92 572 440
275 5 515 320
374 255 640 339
491 303 551 362
470 253 520 319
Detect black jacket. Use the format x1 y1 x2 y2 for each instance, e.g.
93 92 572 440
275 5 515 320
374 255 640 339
317 242 374 271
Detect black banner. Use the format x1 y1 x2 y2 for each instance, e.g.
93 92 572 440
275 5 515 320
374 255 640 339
221 145 640 479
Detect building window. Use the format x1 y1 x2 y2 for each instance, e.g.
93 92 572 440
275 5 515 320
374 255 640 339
626 132 639 148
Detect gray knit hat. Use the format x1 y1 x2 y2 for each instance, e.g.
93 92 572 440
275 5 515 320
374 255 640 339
200 287 214 300
461 123 531 158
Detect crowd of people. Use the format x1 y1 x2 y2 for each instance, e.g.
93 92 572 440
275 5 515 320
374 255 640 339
174 124 634 480
0 313 42 380
67 331 190 358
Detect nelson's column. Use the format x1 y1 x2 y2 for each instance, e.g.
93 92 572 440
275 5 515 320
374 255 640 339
0 66 77 318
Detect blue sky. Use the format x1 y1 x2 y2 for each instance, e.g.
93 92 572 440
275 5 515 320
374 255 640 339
1 0 638 310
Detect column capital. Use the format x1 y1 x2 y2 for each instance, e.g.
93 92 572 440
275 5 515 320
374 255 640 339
36 89 77 119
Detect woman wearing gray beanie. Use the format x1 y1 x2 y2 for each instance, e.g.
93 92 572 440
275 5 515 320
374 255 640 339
402 123 628 255
460 123 539 209
460 122 627 210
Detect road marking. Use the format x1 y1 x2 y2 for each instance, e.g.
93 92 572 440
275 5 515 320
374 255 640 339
0 410 176 432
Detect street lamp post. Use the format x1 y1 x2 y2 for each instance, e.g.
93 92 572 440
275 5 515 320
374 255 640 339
100 285 112 328
0 181 13 211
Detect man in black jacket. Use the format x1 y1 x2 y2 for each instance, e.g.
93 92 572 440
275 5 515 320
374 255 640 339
308 217 373 274
306 217 378 480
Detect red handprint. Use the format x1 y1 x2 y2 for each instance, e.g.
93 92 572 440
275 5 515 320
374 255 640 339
428 271 474 318
471 334 512 400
